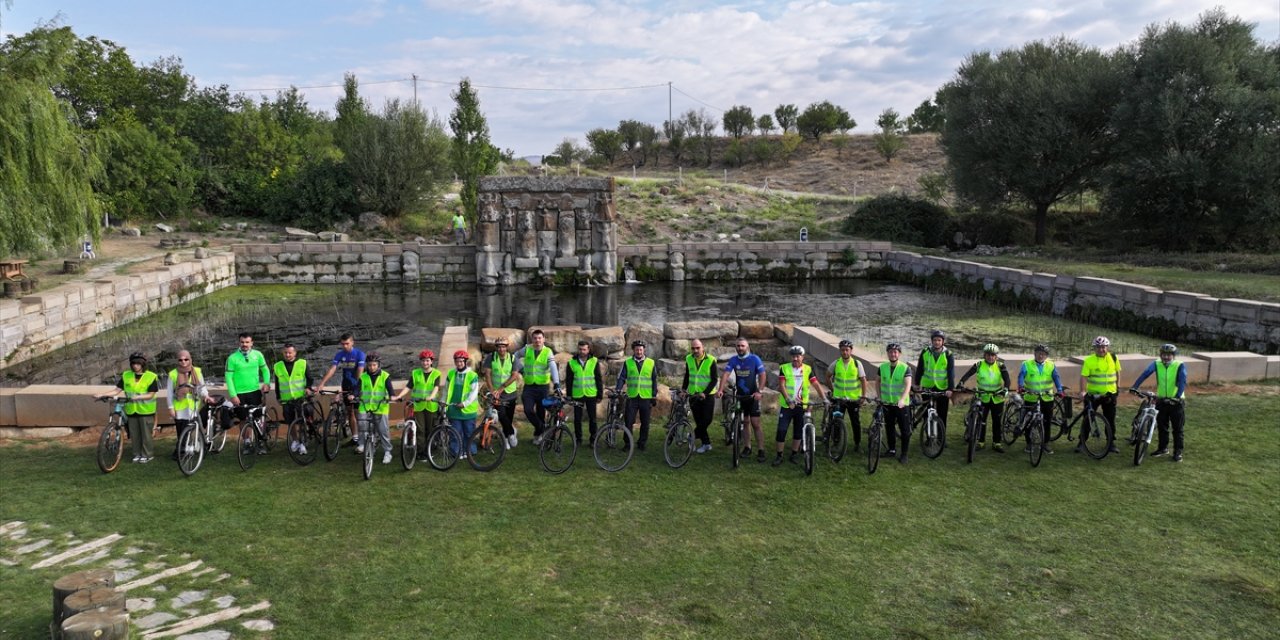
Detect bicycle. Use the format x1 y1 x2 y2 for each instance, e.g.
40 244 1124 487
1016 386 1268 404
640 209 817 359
175 396 232 477
863 397 887 475
467 399 506 472
396 400 419 471
1000 392 1049 468
662 389 694 469
1064 394 1115 460
593 390 635 472
953 387 1005 464
796 402 823 476
425 411 461 471
319 389 352 462
94 397 128 474
912 390 949 460
1127 389 1176 466
720 393 749 470
284 394 323 467
819 401 848 463
235 405 278 471
538 395 581 475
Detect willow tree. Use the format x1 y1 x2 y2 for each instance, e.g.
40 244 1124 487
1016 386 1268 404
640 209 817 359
0 26 103 255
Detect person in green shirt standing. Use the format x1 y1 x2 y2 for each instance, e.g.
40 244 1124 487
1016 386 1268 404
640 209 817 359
224 332 271 431
452 211 468 245
95 352 160 463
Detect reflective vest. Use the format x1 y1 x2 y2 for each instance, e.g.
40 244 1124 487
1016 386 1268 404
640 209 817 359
273 359 308 402
878 362 908 401
445 368 480 418
568 357 599 398
168 367 202 413
122 370 158 415
360 370 392 415
1155 360 1183 399
1082 353 1120 394
625 358 655 399
452 214 465 230
522 346 552 385
919 349 949 390
410 367 442 412
780 363 813 409
684 354 714 394
831 358 864 401
489 354 519 394
976 360 1006 404
1021 360 1055 402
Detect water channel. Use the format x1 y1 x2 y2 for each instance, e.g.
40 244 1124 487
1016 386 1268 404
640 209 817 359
4 280 1185 386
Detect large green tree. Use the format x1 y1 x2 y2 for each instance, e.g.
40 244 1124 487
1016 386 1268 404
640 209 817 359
905 98 944 133
449 78 499 221
722 105 754 138
344 99 450 217
585 127 623 164
939 37 1123 244
796 101 853 141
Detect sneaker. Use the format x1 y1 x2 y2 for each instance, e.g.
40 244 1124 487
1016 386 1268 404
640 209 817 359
1107 443 1120 454
417 452 430 461
788 451 799 464
976 442 986 450
993 443 1004 453
507 434 519 449
740 447 752 459
1074 443 1084 453
637 443 646 452
532 434 544 446
887 448 897 457
382 452 392 464
1151 448 1169 457
696 444 712 454
296 444 308 456
356 444 365 454
898 452 907 464
1041 445 1053 454
756 450 767 463
289 440 298 453
771 454 784 467
132 456 142 463
1024 445 1033 454
1172 450 1183 462
139 456 152 464
346 437 358 448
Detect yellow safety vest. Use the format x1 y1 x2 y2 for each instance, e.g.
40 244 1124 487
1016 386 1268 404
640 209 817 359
1155 360 1183 399
168 367 203 413
779 363 813 409
523 346 552 385
976 360 1006 404
273 359 308 402
831 358 863 400
919 350 949 390
1082 353 1120 394
489 353 519 394
359 370 392 415
878 362 908 400
445 368 480 418
1021 360 1055 402
625 358 655 399
122 370 158 415
410 367 441 412
684 354 714 394
568 357 599 398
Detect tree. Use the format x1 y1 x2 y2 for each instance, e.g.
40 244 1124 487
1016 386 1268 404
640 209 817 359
449 78 499 221
617 119 648 164
872 108 906 163
345 99 450 216
585 127 623 164
756 114 775 136
549 138 584 166
334 73 371 158
636 122 659 167
774 104 798 133
796 101 853 141
663 119 687 165
722 105 754 138
750 138 776 166
1104 9 1280 250
939 37 1123 244
905 98 944 133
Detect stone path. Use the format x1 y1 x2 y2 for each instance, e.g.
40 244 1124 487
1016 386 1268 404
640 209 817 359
1 520 274 639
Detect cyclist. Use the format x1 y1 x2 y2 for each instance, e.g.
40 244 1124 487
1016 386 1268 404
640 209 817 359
1077 336 1121 455
356 353 396 464
957 344 1011 452
95 352 160 463
272 343 314 455
564 340 604 445
826 339 868 452
718 338 768 463
167 350 212 461
1017 344 1064 455
614 340 657 451
312 333 366 450
914 329 954 438
223 332 272 434
1129 343 1187 462
877 342 914 463
518 329 560 446
444 350 482 458
481 337 522 449
683 338 719 454
394 349 442 461
773 346 828 466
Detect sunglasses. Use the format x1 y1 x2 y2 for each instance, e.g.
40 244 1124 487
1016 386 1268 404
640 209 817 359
177 358 191 362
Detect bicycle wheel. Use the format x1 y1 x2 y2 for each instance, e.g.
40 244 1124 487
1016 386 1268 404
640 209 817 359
803 423 815 476
287 418 319 466
426 428 460 471
663 419 694 469
467 423 506 472
867 416 882 475
177 424 204 477
1048 396 1072 441
1082 409 1113 460
964 408 979 464
539 425 578 475
1133 415 1154 466
236 425 259 471
920 413 944 459
321 411 342 461
362 431 375 480
824 413 847 463
1001 403 1020 445
728 414 742 469
95 420 125 474
593 422 635 472
1028 415 1045 468
400 421 417 471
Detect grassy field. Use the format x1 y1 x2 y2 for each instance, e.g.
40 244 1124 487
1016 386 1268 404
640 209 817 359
2 391 1277 639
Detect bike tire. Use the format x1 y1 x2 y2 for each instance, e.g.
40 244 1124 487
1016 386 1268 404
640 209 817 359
825 414 847 463
921 413 945 459
1028 414 1045 468
1082 409 1113 460
867 416 882 475
467 422 506 472
426 428 460 471
593 422 635 472
177 424 204 476
728 414 742 470
663 419 694 469
236 425 258 471
321 411 342 461
400 420 417 471
803 423 815 476
1001 403 1020 445
964 409 979 464
539 425 578 475
1133 415 1154 466
96 420 125 474
362 432 375 480
287 418 319 466
1048 396 1072 441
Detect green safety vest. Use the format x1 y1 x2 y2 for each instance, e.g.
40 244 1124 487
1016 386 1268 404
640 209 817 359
272 359 308 402
919 349 949 390
779 363 813 409
568 357 599 398
168 367 203 413
1021 360 1055 402
122 370 158 415
445 368 480 418
831 358 864 400
625 358 655 399
359 370 392 415
684 354 714 394
452 214 465 230
1082 353 1120 394
976 360 1006 404
410 367 442 412
522 346 552 385
489 354 519 394
1155 360 1183 399
878 362 908 401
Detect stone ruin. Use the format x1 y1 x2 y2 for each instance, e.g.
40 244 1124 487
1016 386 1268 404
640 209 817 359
474 176 618 286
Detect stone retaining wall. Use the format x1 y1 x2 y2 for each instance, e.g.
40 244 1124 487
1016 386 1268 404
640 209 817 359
0 254 236 370
618 240 891 281
234 241 477 284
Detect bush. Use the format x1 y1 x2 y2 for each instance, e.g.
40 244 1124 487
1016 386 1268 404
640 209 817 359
842 195 952 247
949 210 1034 247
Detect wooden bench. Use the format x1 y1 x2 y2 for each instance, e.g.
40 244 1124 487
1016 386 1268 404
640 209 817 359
0 259 29 280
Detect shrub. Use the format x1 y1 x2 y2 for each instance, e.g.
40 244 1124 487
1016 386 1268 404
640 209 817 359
949 210 1034 247
842 195 952 247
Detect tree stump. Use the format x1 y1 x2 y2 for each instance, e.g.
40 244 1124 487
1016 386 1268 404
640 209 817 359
63 260 83 274
61 587 125 623
59 610 130 640
52 570 114 626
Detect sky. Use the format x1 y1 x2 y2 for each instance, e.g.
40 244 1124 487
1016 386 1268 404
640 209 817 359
4 1 1278 157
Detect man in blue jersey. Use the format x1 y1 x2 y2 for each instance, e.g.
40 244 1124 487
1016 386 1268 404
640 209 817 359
718 337 768 463
312 333 366 449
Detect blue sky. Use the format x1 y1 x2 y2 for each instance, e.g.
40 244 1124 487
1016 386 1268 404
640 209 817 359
5 1 1278 156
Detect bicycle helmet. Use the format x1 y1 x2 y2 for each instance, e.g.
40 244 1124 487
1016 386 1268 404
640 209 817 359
418 349 435 360
1159 343 1178 355
366 352 381 363
453 349 470 361
631 340 646 348
1033 344 1050 355
838 339 853 349
982 343 1000 355
1092 336 1111 348
886 342 901 352
788 345 805 356
930 329 946 340
128 352 147 364
494 338 509 346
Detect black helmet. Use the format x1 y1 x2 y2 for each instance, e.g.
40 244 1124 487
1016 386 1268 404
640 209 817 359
788 345 806 356
838 339 853 349
886 342 902 352
1159 343 1178 355
366 352 381 363
128 352 148 364
930 330 946 340
631 340 646 348
1034 344 1050 355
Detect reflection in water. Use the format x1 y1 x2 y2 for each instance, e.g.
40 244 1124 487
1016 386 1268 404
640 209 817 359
5 280 1181 386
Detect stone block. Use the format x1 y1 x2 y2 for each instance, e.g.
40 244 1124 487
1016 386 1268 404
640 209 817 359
1193 297 1220 314
663 320 738 341
13 385 115 427
1190 351 1269 382
664 338 692 359
581 326 624 358
1218 299 1262 323
527 325 583 353
481 328 525 353
774 323 794 343
1267 355 1280 380
737 320 774 340
625 322 664 359
0 387 16 426
791 326 841 367
655 358 683 380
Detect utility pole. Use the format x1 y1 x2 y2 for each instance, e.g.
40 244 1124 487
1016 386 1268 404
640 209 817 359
668 81 672 128
412 74 418 104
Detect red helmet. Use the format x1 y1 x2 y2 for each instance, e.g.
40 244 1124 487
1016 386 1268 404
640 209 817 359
418 349 435 360
453 349 470 361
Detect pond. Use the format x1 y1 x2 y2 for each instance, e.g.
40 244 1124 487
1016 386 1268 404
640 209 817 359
3 280 1185 386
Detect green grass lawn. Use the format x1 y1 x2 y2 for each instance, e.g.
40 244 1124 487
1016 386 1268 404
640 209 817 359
3 392 1277 639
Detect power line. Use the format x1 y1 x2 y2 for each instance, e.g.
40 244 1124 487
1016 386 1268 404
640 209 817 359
228 78 408 93
671 85 724 113
230 76 667 94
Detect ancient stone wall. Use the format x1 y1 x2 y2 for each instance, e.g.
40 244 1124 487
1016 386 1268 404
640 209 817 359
234 241 476 284
618 240 891 280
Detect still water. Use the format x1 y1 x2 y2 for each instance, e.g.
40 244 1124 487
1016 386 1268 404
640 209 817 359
5 280 1181 386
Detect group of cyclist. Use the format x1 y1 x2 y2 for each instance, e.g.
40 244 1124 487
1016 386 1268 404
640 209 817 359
92 326 1190 469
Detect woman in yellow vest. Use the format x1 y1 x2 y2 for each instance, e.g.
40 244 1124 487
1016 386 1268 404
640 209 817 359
565 340 604 445
1077 336 1121 455
683 339 720 454
94 352 160 463
167 349 212 461
914 329 954 436
613 340 657 451
445 350 482 457
395 349 443 461
357 353 397 464
1017 344 1065 455
1129 344 1188 462
772 345 828 466
958 344 1012 452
